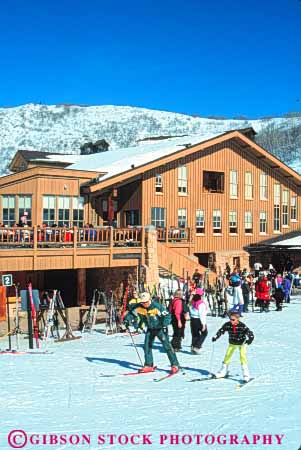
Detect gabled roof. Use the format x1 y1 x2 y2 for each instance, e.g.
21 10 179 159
9 149 83 172
73 129 301 193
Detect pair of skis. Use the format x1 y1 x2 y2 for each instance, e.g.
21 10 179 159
99 368 180 382
189 374 255 389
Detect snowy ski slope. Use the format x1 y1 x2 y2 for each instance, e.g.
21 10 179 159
0 294 300 450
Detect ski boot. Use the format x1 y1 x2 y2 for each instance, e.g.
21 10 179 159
191 346 202 355
170 365 179 375
138 365 156 373
214 363 229 378
242 364 250 382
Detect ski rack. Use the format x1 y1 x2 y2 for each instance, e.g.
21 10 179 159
81 289 103 334
41 290 81 344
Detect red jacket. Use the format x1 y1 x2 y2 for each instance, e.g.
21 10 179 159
169 297 183 321
255 279 270 301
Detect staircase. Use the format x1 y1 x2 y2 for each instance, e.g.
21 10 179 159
157 241 206 278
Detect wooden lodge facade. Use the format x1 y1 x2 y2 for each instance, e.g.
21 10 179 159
0 128 301 306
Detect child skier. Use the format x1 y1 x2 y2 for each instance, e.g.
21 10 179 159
212 312 254 382
123 292 180 374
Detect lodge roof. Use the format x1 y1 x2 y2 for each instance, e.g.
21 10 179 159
9 149 82 172
68 128 301 192
0 166 101 188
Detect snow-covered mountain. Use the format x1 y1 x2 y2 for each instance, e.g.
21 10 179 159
0 103 300 174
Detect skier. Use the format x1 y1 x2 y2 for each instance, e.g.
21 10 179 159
169 289 188 352
212 312 254 382
282 275 291 303
273 287 284 311
189 288 208 354
123 292 180 374
255 276 270 312
229 268 243 316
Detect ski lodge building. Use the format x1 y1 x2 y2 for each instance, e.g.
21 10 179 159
0 128 300 306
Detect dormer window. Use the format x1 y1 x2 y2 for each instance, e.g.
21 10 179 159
155 174 163 193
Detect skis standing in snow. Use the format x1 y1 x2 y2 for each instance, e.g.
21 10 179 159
123 292 180 375
212 312 254 382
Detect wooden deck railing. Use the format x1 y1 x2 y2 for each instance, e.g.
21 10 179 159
0 226 143 248
156 227 191 243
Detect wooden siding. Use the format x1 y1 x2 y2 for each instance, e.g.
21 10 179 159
141 141 301 254
0 173 93 226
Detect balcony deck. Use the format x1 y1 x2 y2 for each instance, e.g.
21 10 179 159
0 226 145 272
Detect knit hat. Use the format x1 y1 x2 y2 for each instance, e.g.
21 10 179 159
140 292 151 303
195 287 204 296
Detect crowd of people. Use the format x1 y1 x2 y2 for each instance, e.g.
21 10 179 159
115 259 299 381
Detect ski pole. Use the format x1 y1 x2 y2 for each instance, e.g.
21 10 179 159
209 342 215 375
128 329 144 366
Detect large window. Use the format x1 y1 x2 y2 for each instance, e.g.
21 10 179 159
245 171 253 200
125 210 140 226
2 195 15 226
155 174 163 193
196 209 205 234
229 210 238 234
43 196 56 225
230 170 238 198
245 211 253 234
151 207 166 228
282 189 289 227
203 171 224 193
178 208 187 228
291 196 297 221
58 196 70 227
18 195 32 226
72 197 84 227
273 183 280 232
178 166 187 194
259 211 267 234
213 209 222 234
260 173 268 200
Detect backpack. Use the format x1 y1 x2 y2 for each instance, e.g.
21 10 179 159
230 275 241 287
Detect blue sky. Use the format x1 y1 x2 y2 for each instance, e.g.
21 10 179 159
0 0 300 118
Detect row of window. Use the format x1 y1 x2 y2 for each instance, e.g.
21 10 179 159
0 195 85 227
155 168 296 202
151 205 298 235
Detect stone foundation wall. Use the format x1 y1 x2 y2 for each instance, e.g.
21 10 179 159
215 250 251 274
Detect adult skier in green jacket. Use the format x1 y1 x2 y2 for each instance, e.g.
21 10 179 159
124 292 180 374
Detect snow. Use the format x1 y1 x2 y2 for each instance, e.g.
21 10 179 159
68 132 221 179
0 294 300 450
0 103 299 176
271 235 301 246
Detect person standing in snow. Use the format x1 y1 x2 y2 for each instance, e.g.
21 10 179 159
229 268 244 316
241 276 251 313
253 261 262 278
212 312 254 382
123 292 180 374
282 275 291 303
189 288 209 354
255 276 271 312
169 289 188 352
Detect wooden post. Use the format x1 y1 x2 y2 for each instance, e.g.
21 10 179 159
33 226 38 270
141 226 145 265
109 226 114 267
77 269 86 306
73 226 77 269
